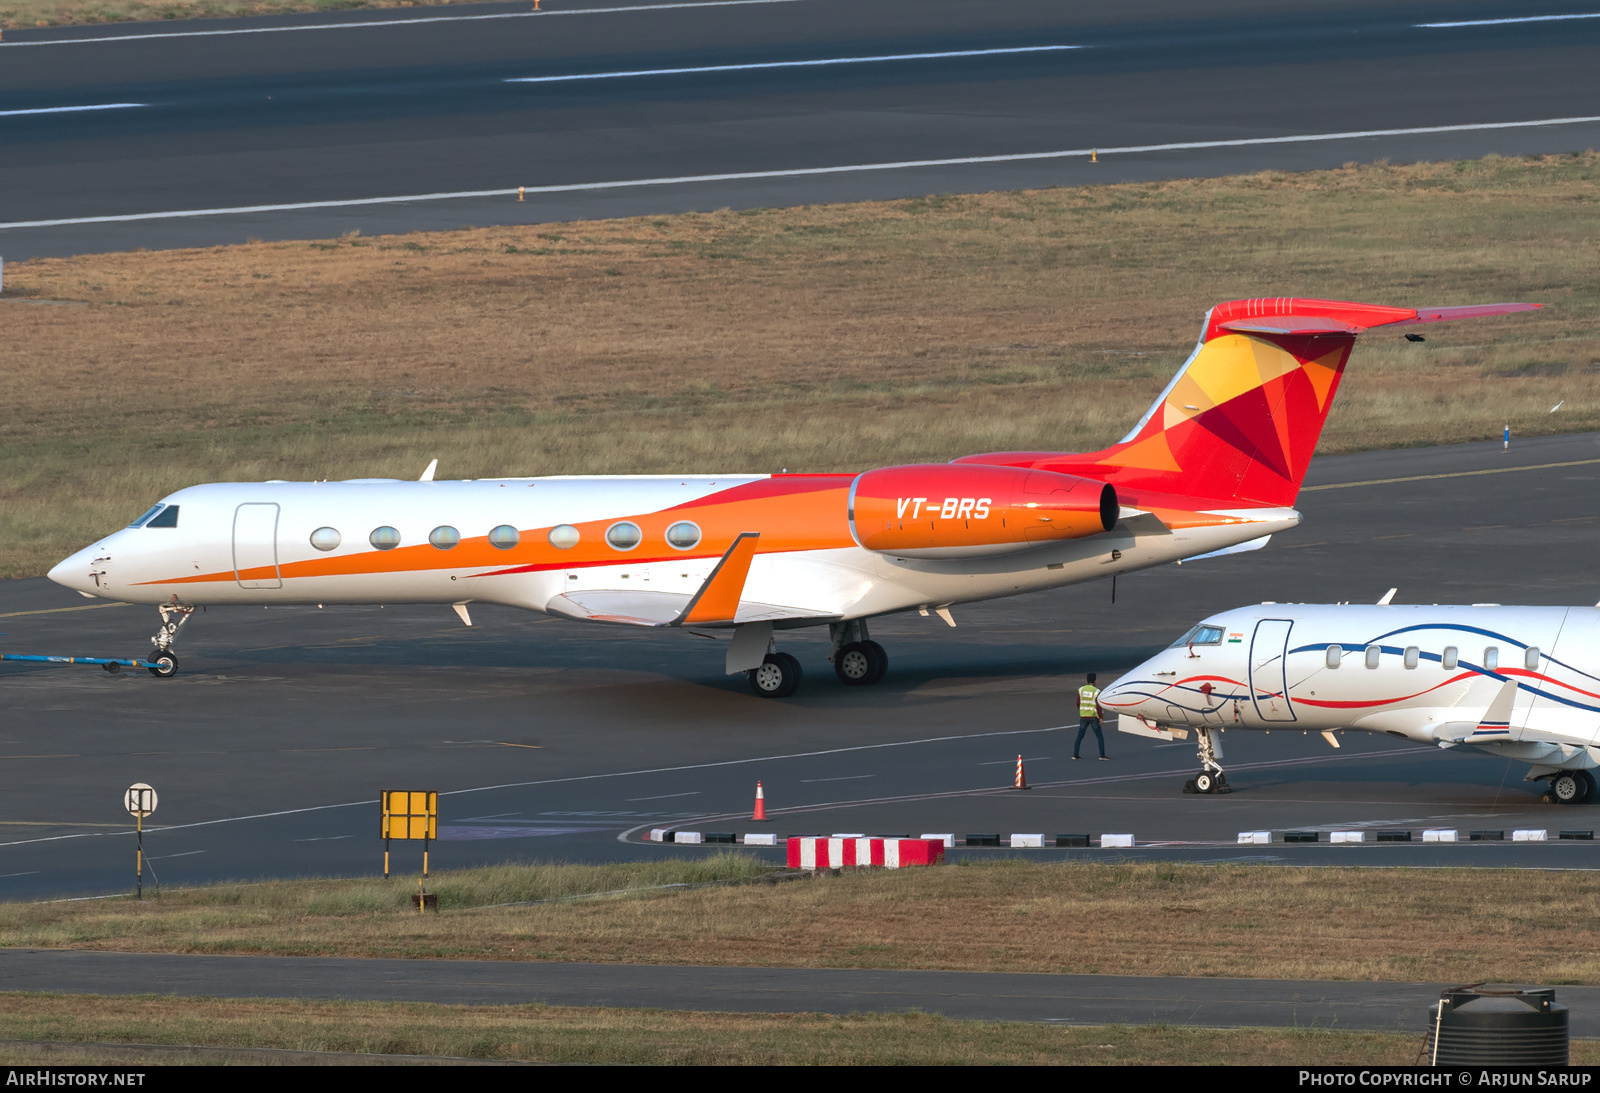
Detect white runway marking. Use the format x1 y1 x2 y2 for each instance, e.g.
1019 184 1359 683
0 0 808 48
1420 12 1600 28
0 103 145 117
505 45 1082 84
7 114 1600 232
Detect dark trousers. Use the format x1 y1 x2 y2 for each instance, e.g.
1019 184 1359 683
1075 718 1105 758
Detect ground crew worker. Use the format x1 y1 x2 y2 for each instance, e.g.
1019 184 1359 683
1073 672 1108 760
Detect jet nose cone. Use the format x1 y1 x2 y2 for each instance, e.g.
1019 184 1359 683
48 549 96 595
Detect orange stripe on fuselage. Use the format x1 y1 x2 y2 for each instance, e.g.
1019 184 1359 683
138 475 857 587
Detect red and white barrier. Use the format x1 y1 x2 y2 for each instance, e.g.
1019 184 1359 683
787 836 945 869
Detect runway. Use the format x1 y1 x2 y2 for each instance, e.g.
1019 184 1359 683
3 432 1600 899
3 0 1600 256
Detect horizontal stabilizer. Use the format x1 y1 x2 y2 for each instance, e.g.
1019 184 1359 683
1220 315 1364 336
1393 303 1543 326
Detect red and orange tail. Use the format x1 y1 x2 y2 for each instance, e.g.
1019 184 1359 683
959 298 1538 508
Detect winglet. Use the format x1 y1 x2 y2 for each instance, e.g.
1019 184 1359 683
419 458 438 482
674 533 761 626
1377 587 1397 605
1470 679 1519 739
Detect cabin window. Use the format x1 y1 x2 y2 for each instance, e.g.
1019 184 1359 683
488 525 520 550
548 524 580 549
605 521 642 551
1442 646 1459 670
309 527 341 551
1484 646 1499 670
145 505 180 528
1524 646 1541 671
1365 645 1381 669
665 521 702 550
1325 645 1342 669
1404 646 1420 669
1169 623 1224 648
429 526 460 550
369 526 401 551
128 504 164 528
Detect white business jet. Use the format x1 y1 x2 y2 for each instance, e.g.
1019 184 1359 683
1101 597 1600 804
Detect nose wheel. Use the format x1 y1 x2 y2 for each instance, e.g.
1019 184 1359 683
142 598 193 678
1182 726 1231 794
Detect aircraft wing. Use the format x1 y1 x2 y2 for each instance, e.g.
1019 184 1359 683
544 590 836 628
543 532 836 629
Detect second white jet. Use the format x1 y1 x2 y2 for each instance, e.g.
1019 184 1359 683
1101 600 1600 804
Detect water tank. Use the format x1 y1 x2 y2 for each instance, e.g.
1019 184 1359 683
1425 985 1567 1065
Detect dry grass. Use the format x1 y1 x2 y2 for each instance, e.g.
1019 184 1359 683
0 0 475 30
7 859 1600 985
0 993 1514 1066
3 153 1595 577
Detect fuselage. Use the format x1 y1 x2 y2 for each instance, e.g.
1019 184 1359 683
47 475 1294 626
1103 603 1600 774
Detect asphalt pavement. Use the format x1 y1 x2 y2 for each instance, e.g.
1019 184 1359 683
8 948 1596 1034
3 0 1600 255
4 432 1600 899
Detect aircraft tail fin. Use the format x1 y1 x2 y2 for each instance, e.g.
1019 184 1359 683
961 299 1538 507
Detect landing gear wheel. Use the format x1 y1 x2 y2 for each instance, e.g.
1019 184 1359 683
147 651 179 679
1579 770 1597 803
748 653 801 698
1194 771 1217 794
1214 773 1232 795
102 661 121 674
1552 770 1591 804
862 641 888 684
835 643 875 686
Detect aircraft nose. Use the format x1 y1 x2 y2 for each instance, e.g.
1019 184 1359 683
48 548 97 595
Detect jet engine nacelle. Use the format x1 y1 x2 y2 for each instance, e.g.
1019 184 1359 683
848 464 1117 559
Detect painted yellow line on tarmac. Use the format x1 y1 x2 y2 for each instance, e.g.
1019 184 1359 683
499 742 544 750
0 821 125 827
0 602 128 619
1304 456 1600 492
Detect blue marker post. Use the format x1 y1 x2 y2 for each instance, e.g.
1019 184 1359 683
1504 424 1510 453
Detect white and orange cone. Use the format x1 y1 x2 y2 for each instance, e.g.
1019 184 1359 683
1014 755 1029 791
753 780 768 821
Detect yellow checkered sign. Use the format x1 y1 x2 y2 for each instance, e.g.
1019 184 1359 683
381 790 437 840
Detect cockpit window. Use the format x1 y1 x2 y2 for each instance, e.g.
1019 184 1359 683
128 504 164 528
144 505 179 528
1170 623 1224 648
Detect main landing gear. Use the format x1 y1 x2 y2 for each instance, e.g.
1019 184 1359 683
744 620 889 699
1547 769 1596 805
145 598 193 679
1183 725 1232 795
748 652 803 698
829 619 888 688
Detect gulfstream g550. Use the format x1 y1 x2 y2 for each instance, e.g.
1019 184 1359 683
48 298 1537 696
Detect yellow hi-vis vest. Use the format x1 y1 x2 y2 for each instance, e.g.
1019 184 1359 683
1078 684 1101 718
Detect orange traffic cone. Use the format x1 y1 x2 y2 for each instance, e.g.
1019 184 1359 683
753 781 768 821
1014 755 1029 790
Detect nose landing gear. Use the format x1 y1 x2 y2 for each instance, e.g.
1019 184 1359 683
1183 725 1231 794
145 599 193 678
